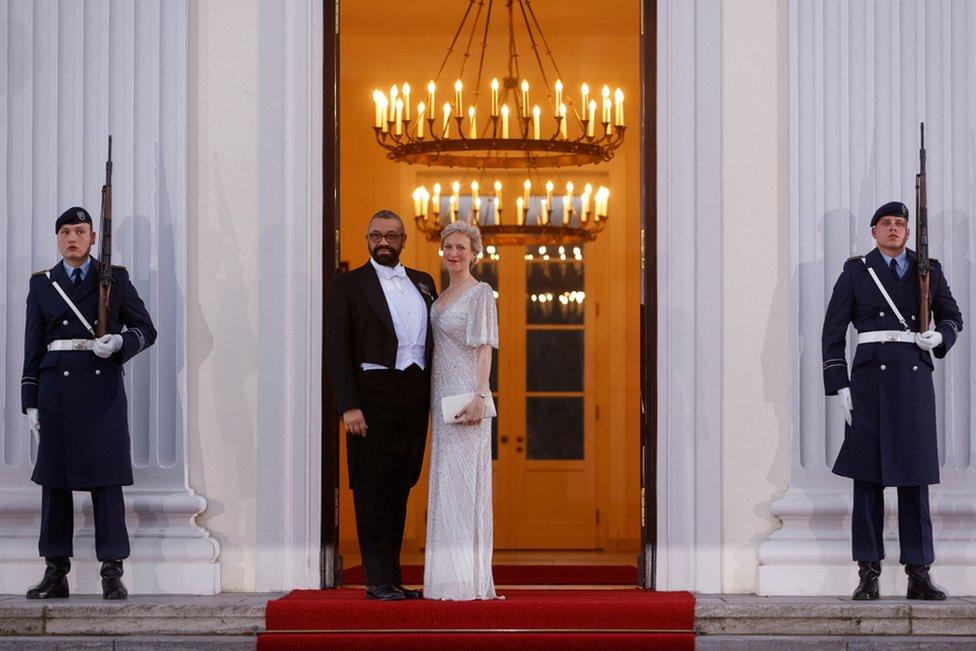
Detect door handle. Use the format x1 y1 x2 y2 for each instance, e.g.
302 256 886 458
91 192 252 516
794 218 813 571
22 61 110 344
500 435 509 444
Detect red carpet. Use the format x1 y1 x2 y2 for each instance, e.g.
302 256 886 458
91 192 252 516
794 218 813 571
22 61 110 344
341 563 638 585
259 588 695 650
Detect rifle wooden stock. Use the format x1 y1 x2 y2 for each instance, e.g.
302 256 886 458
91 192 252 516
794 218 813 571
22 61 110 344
915 123 929 333
96 136 113 338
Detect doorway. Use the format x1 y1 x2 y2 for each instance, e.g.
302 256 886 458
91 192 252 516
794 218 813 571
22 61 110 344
321 0 656 586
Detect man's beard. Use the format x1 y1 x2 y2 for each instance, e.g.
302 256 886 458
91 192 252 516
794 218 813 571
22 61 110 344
370 245 401 267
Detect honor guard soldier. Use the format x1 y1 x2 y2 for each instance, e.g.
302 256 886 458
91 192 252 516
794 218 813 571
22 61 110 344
822 201 963 601
21 207 157 599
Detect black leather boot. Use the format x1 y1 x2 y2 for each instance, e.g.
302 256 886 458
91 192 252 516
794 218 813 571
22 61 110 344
101 560 128 600
26 556 71 599
905 564 947 600
852 561 881 600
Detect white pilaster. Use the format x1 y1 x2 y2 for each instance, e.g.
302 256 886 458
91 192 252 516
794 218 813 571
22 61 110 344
758 0 976 596
252 0 324 592
0 0 219 595
655 0 724 593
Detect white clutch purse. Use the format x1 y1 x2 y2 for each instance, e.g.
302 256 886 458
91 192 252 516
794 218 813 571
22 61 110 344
441 393 497 424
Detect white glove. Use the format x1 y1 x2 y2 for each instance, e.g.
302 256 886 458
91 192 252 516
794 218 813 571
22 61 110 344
93 334 123 359
915 329 943 352
837 387 853 427
26 408 40 444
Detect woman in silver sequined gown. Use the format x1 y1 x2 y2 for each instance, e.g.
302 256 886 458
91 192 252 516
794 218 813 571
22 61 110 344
423 222 499 601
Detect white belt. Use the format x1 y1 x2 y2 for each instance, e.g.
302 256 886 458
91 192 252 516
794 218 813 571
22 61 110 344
47 339 95 351
856 330 916 345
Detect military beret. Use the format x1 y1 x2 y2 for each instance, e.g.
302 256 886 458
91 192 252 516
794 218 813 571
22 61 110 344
55 206 93 233
870 201 909 227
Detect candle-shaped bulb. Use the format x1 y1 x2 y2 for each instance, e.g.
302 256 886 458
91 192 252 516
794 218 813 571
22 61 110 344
532 105 541 139
521 79 530 117
516 196 525 225
470 180 479 200
490 77 500 117
432 183 442 215
500 104 510 138
581 82 589 107
524 179 532 192
402 83 411 120
454 79 463 112
545 180 554 194
413 187 423 217
554 78 563 109
559 103 568 139
452 180 461 196
468 105 477 138
442 102 452 136
614 88 624 126
584 183 593 194
566 181 574 195
494 180 502 194
416 101 426 138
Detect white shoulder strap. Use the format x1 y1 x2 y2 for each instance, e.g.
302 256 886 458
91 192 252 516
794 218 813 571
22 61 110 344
861 258 910 331
45 271 95 336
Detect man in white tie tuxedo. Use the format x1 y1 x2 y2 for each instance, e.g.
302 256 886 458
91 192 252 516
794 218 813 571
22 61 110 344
326 210 437 600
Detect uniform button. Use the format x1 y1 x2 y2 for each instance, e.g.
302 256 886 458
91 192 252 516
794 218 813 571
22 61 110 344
911 315 917 321
62 320 69 325
880 365 887 371
912 366 918 371
62 371 70 377
95 369 102 376
879 311 885 317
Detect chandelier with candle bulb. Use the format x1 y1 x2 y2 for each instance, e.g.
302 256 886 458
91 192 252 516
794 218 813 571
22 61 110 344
411 177 609 247
371 0 626 170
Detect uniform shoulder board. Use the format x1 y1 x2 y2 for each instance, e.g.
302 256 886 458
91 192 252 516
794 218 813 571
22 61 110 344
31 269 49 277
111 264 128 272
928 257 939 264
846 254 866 263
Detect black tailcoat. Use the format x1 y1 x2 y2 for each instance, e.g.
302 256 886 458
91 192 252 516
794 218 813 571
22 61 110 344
21 259 157 489
822 248 963 486
325 261 437 489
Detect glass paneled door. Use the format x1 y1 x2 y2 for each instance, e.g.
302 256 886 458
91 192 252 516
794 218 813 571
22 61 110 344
429 240 598 550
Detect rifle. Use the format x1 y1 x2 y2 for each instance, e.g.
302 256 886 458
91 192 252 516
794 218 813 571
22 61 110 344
915 124 929 333
96 136 113 338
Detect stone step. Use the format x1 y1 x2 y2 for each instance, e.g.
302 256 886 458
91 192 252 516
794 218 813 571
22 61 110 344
697 595 976 636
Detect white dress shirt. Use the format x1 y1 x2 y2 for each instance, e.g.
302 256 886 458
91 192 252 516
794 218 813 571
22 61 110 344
361 257 428 371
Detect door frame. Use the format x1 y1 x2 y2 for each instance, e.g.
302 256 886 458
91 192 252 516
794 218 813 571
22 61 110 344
319 0 658 589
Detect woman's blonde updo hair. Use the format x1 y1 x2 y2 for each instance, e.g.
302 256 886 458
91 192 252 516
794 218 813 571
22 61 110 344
440 221 484 269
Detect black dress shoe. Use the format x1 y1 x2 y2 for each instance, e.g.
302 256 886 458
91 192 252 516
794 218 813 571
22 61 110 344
906 564 947 600
852 561 880 601
26 556 71 599
365 584 405 601
395 585 423 599
101 560 128 600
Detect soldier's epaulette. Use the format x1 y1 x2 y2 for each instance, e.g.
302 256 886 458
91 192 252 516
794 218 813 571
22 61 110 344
31 269 49 278
929 257 939 264
846 254 866 263
111 264 127 272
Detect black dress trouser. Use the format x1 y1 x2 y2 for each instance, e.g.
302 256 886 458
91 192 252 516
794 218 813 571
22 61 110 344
39 486 130 561
350 365 429 586
852 480 934 566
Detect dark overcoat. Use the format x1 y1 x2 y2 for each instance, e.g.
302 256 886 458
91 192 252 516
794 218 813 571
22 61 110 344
822 248 963 486
21 258 157 489
325 262 437 490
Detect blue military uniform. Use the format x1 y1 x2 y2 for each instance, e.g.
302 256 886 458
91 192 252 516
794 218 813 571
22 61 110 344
21 256 156 561
822 244 963 566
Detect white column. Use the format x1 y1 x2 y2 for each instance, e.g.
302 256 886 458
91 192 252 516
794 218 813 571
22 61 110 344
655 0 724 593
252 0 324 592
758 0 976 596
0 0 219 595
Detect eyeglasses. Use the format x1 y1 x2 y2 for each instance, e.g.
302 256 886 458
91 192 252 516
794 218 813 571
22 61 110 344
368 231 404 244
